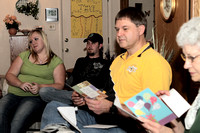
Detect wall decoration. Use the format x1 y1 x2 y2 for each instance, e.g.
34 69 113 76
45 8 58 22
71 0 102 38
160 0 176 22
190 0 200 17
16 0 39 20
3 15 21 35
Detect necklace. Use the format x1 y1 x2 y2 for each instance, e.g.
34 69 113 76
38 56 47 64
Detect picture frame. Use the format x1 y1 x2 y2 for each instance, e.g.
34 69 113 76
190 0 200 18
45 8 58 22
160 0 176 22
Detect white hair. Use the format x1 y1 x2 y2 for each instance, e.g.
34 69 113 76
176 17 200 47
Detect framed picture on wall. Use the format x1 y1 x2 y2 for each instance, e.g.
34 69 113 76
45 8 58 22
190 0 200 17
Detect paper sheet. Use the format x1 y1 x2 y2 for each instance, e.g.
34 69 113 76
161 88 191 117
57 106 82 133
83 124 117 129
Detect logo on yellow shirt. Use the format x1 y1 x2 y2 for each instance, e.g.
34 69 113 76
127 65 137 72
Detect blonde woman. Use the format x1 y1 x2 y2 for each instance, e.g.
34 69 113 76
0 29 65 133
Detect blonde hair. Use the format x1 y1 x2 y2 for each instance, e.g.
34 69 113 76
28 29 56 64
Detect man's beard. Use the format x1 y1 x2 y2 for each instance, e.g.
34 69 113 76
87 52 95 56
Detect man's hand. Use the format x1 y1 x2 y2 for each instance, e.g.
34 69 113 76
85 97 112 115
117 104 134 117
71 91 85 106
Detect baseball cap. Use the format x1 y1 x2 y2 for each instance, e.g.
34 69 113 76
83 33 103 44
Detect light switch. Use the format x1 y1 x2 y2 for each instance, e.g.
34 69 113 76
48 24 56 31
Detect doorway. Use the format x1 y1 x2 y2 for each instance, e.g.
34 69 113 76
61 0 109 70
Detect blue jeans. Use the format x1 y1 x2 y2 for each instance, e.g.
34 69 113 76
39 87 73 104
41 101 126 133
0 93 46 133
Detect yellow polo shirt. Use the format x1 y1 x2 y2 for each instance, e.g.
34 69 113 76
110 43 172 103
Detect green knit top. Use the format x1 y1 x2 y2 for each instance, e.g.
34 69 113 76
8 51 63 96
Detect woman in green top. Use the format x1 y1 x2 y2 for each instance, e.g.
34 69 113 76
0 29 66 133
135 17 200 133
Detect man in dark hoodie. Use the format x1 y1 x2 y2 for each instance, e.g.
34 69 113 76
39 33 112 104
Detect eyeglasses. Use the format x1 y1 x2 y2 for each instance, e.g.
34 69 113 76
181 53 200 63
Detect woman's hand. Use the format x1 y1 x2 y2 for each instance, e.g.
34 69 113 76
19 82 33 92
155 90 170 98
71 91 86 106
138 117 174 133
29 82 40 94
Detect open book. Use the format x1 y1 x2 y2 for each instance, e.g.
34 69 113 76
57 107 117 133
115 88 191 125
69 81 107 100
114 95 138 120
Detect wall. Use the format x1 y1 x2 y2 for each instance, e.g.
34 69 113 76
129 0 154 40
0 0 120 75
108 0 120 57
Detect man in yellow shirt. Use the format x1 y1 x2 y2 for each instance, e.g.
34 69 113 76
111 7 172 104
40 7 172 133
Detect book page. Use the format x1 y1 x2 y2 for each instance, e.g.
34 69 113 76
160 88 191 118
57 107 82 133
114 96 138 120
71 81 107 99
57 106 118 131
80 86 100 98
83 124 117 129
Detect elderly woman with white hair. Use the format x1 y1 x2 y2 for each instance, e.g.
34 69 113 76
138 17 200 133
